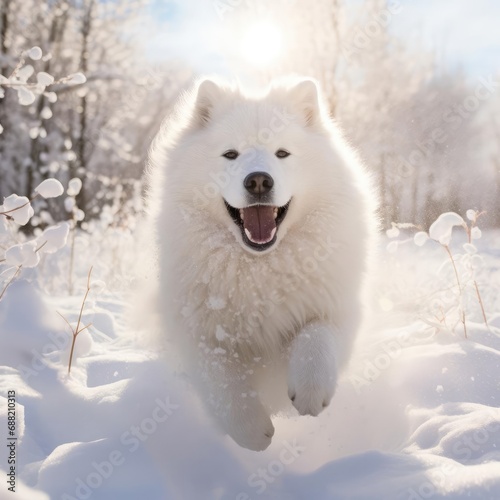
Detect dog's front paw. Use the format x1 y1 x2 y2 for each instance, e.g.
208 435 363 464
224 396 275 451
288 368 335 416
287 326 338 416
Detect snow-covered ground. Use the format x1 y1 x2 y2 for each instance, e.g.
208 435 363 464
1 227 499 500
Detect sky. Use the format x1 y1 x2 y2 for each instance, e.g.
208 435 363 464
144 0 500 81
396 0 500 79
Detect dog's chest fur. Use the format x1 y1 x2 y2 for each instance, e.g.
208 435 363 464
169 222 342 361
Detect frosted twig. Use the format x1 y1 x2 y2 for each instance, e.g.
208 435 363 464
0 240 49 302
0 265 22 302
58 266 93 374
68 221 77 295
474 280 490 331
0 193 40 218
442 244 466 338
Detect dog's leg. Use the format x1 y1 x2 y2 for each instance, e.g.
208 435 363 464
287 322 339 416
197 352 274 451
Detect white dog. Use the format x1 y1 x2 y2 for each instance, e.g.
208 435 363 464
147 77 375 451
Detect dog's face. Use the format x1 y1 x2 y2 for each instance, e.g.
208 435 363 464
182 78 328 255
220 147 292 252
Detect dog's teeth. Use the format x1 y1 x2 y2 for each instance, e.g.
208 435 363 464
239 209 244 221
273 207 278 219
244 226 276 245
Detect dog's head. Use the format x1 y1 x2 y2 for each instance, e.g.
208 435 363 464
175 77 332 255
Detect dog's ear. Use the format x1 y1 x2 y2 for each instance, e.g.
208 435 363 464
290 79 320 127
193 79 222 127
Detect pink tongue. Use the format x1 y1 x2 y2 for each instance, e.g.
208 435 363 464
242 206 276 243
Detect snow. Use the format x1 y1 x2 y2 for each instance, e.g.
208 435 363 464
65 197 76 212
386 226 400 239
0 229 499 499
4 241 39 268
66 72 87 85
45 91 57 103
471 227 482 240
207 296 227 310
36 72 54 86
463 243 477 254
215 324 229 341
414 231 429 246
466 209 476 221
35 179 64 198
90 280 106 294
75 209 85 222
37 222 70 254
17 87 35 106
28 46 43 61
1 194 34 225
40 106 53 120
16 65 34 82
429 212 466 246
67 178 83 197
66 327 94 359
386 240 398 253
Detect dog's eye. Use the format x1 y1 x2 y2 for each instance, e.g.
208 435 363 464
222 150 239 160
275 149 290 159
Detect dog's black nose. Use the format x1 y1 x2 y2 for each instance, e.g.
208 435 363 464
244 172 274 195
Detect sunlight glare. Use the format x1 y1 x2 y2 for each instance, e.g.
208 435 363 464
240 21 283 66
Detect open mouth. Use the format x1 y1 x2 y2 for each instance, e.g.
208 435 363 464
224 200 291 251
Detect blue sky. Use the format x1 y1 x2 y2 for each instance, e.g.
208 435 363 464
145 0 500 80
395 0 500 79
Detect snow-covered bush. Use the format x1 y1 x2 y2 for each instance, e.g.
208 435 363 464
386 210 490 336
0 46 86 115
0 0 182 231
0 180 68 299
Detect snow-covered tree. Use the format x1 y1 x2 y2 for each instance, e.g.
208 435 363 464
0 0 187 229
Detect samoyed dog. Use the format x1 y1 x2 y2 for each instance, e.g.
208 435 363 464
147 77 375 451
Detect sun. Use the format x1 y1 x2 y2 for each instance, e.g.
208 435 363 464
240 21 283 66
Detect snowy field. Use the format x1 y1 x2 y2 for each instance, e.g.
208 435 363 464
1 213 499 500
1 0 499 498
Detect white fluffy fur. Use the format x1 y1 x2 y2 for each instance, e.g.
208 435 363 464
147 76 376 451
